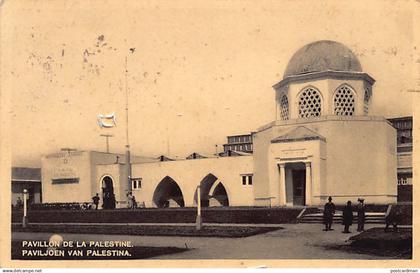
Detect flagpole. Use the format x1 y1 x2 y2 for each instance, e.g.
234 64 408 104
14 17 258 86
125 55 132 203
125 56 130 149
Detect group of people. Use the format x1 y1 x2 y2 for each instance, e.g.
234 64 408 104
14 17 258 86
127 192 137 209
91 192 138 210
323 196 366 233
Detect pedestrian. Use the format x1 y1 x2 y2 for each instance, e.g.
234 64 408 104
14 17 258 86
16 197 23 209
323 196 336 231
385 206 402 232
131 195 137 209
127 192 133 209
92 193 100 210
356 198 366 232
342 200 353 233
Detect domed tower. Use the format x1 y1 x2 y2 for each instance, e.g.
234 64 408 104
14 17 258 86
274 40 373 120
252 40 397 207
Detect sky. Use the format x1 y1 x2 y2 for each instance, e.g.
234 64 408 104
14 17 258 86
2 0 416 167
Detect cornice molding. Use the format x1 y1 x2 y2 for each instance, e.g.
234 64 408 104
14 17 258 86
273 70 375 90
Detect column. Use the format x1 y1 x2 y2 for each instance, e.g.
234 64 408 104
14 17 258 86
196 185 202 230
279 163 286 206
305 162 312 206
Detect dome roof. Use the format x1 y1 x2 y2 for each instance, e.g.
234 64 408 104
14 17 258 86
283 40 362 78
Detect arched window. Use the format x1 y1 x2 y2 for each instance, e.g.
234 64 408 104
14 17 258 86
334 85 355 116
298 87 322 118
364 87 370 115
280 95 289 120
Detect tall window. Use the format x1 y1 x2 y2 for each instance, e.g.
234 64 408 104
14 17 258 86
364 88 370 115
280 95 289 120
298 87 322 118
334 85 355 116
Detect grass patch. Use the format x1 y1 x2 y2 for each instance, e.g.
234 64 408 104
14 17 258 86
13 224 281 238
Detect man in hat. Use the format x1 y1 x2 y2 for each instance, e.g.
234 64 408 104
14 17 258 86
323 196 336 231
357 198 366 232
342 200 353 233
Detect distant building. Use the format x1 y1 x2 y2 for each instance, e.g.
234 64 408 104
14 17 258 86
388 116 413 202
41 150 154 209
223 134 253 153
12 167 42 206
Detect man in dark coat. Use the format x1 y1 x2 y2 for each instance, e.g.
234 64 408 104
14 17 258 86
385 206 403 232
323 196 336 231
342 200 353 233
131 195 137 209
356 198 366 232
92 193 100 210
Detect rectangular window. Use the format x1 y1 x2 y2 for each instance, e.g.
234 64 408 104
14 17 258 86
132 178 142 190
241 174 253 186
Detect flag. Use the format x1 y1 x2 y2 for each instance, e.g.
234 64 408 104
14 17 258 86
97 112 116 128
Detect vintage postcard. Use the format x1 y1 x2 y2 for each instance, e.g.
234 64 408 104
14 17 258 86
0 0 419 270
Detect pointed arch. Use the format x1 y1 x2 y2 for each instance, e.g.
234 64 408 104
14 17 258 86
297 86 323 118
280 95 289 120
333 84 356 116
152 176 185 208
193 173 218 207
210 182 230 207
194 173 230 207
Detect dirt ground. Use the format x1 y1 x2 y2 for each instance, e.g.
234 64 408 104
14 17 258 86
12 223 409 260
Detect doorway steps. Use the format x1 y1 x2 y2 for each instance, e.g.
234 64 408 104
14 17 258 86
298 211 386 224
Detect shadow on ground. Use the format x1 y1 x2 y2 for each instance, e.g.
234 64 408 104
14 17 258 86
322 227 412 259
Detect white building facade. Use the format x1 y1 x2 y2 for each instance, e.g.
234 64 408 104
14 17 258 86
40 40 398 208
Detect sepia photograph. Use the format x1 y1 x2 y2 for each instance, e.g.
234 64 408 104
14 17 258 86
0 0 418 269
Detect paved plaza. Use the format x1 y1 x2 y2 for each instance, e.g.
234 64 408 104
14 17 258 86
12 223 392 259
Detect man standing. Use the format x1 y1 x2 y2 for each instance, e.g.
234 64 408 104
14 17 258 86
131 195 137 209
357 198 366 232
16 197 23 209
323 196 336 231
342 200 353 233
92 193 100 210
127 192 133 209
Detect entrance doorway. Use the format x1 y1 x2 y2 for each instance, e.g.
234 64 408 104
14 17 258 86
284 162 306 206
292 170 305 206
102 176 116 209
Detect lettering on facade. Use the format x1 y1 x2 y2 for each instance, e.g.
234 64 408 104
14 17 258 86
53 167 78 179
397 177 412 186
280 149 306 159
